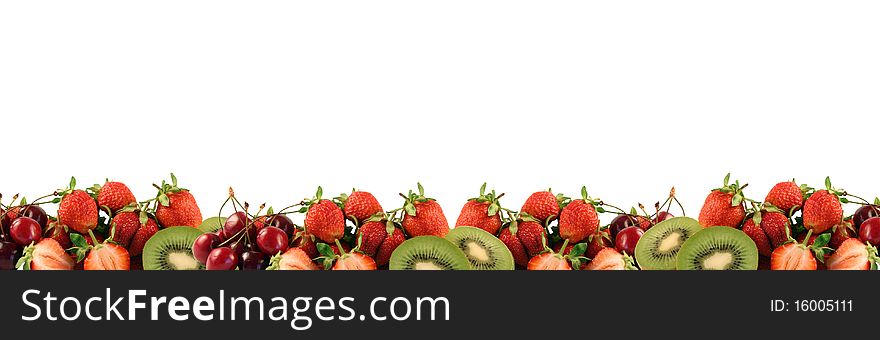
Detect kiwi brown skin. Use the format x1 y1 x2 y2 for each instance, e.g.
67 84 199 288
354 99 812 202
445 226 514 270
389 236 471 270
143 226 204 270
676 226 758 270
634 217 702 270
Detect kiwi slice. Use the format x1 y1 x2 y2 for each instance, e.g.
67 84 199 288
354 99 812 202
445 226 514 270
634 217 702 270
198 216 227 233
390 236 471 270
676 226 758 270
143 226 204 270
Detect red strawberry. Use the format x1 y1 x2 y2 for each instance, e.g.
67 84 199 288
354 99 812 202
292 229 319 259
527 252 572 270
400 183 449 237
742 210 790 257
770 231 828 270
826 238 879 270
17 238 74 270
154 174 202 228
357 219 405 266
636 215 652 230
802 180 843 233
337 190 383 224
499 227 529 267
303 187 345 243
765 180 807 215
698 174 746 228
44 220 72 249
585 228 613 258
128 219 158 257
110 212 142 247
516 220 546 257
520 190 565 223
454 183 503 235
56 177 99 234
553 242 590 270
830 219 856 249
94 181 137 213
269 247 320 270
558 186 600 243
585 248 636 270
83 239 131 270
322 241 377 271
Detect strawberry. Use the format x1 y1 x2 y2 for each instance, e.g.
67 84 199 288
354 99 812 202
770 231 829 270
268 247 320 270
127 219 158 257
400 183 449 237
585 248 637 270
336 190 383 224
454 183 503 235
303 187 346 243
17 238 74 270
292 229 319 259
585 227 613 258
357 218 405 266
802 178 844 233
93 181 137 213
318 240 377 270
742 210 790 257
56 177 99 234
520 190 566 224
44 220 72 249
109 211 142 248
698 173 746 228
498 227 529 267
527 238 586 270
830 219 856 249
764 180 808 215
558 186 600 243
154 173 202 228
80 231 131 270
826 238 879 270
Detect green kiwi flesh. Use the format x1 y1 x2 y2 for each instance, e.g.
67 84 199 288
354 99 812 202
634 217 702 270
445 226 514 270
676 226 758 270
390 236 471 270
143 226 204 270
198 216 227 233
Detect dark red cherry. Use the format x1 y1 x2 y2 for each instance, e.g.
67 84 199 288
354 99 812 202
192 233 222 264
9 217 42 247
206 247 238 270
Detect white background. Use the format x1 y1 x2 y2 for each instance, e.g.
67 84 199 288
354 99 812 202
1 1 878 225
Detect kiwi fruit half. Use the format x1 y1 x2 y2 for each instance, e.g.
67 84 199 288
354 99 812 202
143 226 204 270
198 216 227 233
634 217 702 270
676 226 758 270
390 236 471 270
445 226 514 270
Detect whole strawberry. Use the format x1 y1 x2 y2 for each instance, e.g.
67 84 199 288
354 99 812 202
498 226 529 267
520 190 566 224
585 227 613 258
357 218 406 266
802 177 844 233
742 210 790 257
44 220 72 249
400 183 449 237
337 190 383 224
698 173 746 228
303 187 346 243
830 219 856 249
765 180 808 215
454 183 503 235
498 219 546 264
154 174 202 228
57 177 99 234
128 219 158 257
557 186 600 243
111 210 157 250
94 181 137 213
292 229 319 259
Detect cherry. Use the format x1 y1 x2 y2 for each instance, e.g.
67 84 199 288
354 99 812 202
853 205 880 231
240 251 267 270
653 211 674 224
609 215 637 240
228 239 247 258
20 205 49 229
9 217 42 247
0 241 21 270
266 214 296 238
859 217 880 246
222 211 251 239
257 226 289 256
192 233 222 264
615 226 644 256
206 247 238 270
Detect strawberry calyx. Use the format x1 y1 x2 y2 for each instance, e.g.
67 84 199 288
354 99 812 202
152 173 187 207
715 173 749 207
469 182 504 217
15 241 38 270
536 235 588 270
400 182 435 217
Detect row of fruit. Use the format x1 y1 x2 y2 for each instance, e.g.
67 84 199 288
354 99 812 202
1 174 878 270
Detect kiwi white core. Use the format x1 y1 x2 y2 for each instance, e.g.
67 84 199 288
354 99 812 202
464 241 491 262
168 251 201 270
658 233 682 253
702 252 733 270
414 262 444 270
